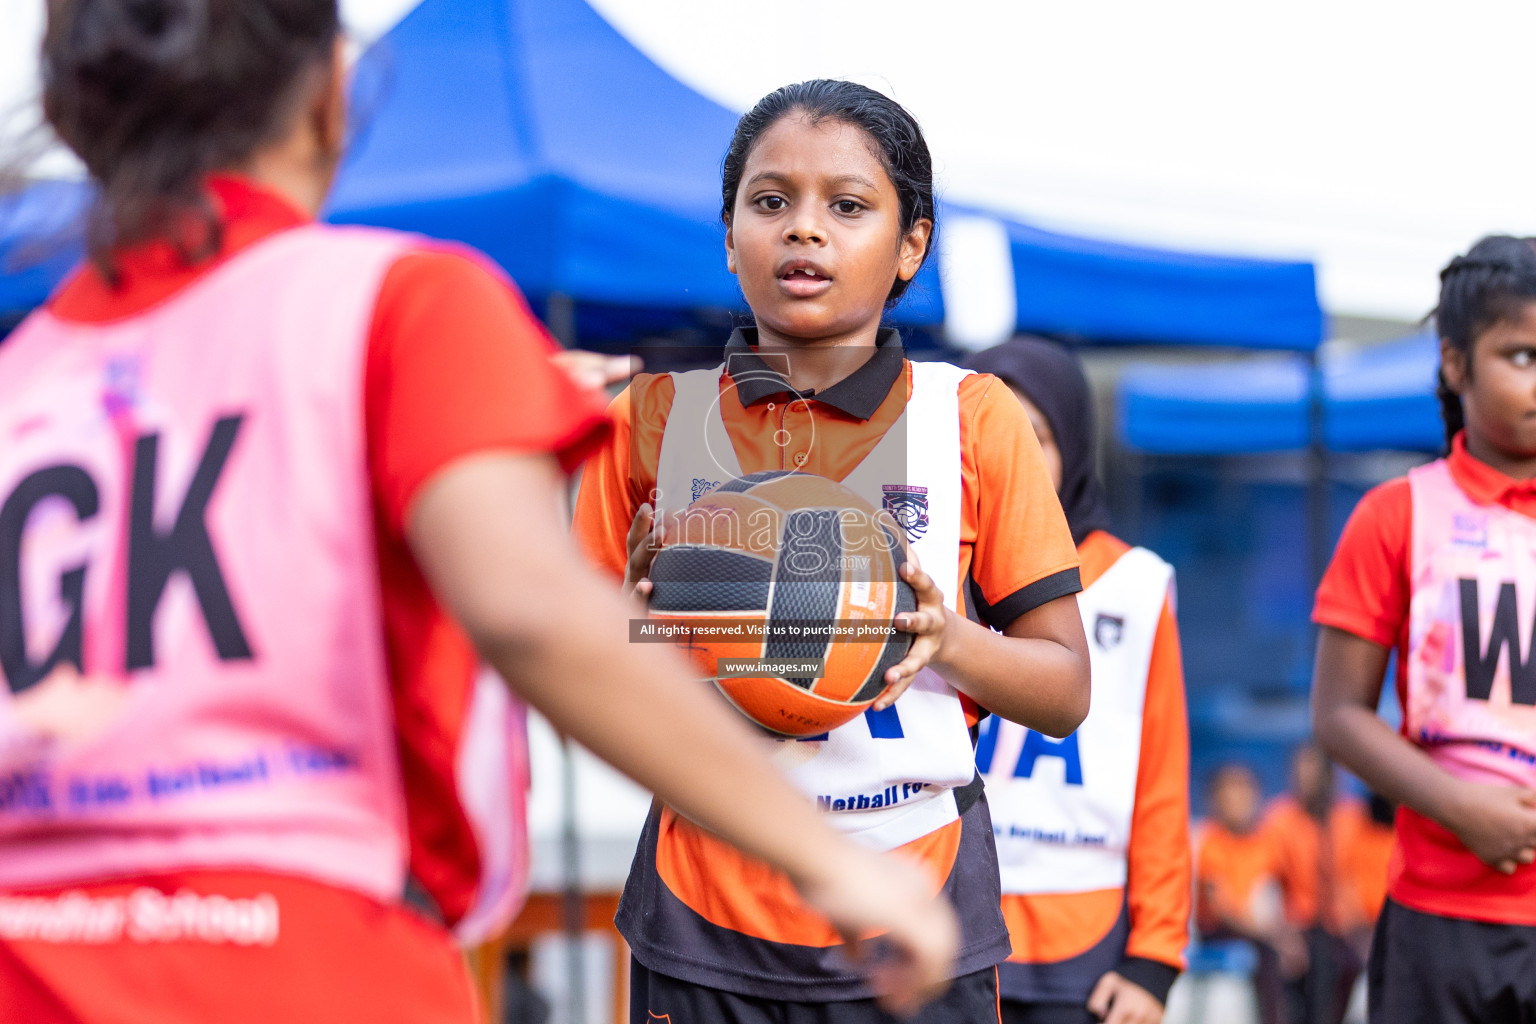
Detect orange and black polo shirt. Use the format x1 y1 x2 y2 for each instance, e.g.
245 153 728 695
573 328 1080 999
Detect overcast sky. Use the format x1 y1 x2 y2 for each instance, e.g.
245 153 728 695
5 0 1534 325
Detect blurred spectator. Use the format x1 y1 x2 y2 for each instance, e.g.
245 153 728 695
1331 792 1396 962
1195 763 1295 1024
1260 746 1364 1024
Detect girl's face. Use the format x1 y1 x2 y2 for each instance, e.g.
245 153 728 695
1445 301 1536 468
1211 771 1259 834
1010 387 1063 493
725 114 931 344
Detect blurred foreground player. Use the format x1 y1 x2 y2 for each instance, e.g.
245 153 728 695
967 338 1190 1024
0 4 958 1020
1313 236 1536 1023
575 81 1091 1022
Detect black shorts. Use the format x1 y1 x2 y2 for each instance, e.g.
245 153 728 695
998 1001 1093 1024
1369 897 1536 1024
630 959 1002 1024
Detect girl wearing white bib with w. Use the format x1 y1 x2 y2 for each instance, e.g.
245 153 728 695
967 339 1191 1024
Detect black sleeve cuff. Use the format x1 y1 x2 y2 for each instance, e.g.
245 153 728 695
970 566 1082 631
1116 957 1180 1006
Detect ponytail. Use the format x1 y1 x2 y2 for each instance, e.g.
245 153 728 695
41 0 339 276
1435 367 1465 454
1433 237 1536 454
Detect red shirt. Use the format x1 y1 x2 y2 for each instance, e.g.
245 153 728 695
2 176 609 1022
1314 433 1536 924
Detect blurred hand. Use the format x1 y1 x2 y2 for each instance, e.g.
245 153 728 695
623 502 664 600
798 849 958 1016
875 550 947 711
13 665 130 747
1444 780 1536 874
550 350 640 391
1087 971 1164 1024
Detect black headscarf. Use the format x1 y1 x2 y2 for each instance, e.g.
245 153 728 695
964 336 1111 546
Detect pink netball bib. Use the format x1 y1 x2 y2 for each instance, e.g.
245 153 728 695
1407 459 1536 787
0 226 426 906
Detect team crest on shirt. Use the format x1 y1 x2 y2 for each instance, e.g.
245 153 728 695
1094 613 1125 651
882 484 930 542
691 477 721 502
101 353 143 416
1452 512 1488 550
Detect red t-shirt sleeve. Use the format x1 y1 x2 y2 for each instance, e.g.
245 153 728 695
363 246 611 536
1312 477 1412 648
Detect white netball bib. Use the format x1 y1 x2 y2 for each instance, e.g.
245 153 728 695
654 359 976 851
982 545 1171 893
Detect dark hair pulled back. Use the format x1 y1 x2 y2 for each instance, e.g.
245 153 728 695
42 0 339 273
1434 235 1536 451
720 80 936 305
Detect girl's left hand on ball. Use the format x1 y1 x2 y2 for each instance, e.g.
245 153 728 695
878 555 947 710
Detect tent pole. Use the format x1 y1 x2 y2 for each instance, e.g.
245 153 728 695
559 737 587 1024
1306 348 1328 593
551 285 586 1020
548 291 577 348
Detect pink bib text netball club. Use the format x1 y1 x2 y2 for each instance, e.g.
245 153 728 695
1407 460 1536 787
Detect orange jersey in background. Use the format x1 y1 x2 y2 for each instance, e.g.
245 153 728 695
1261 795 1383 935
1331 802 1395 931
1195 820 1279 937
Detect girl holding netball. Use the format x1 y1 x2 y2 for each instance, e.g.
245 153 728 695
1313 236 1536 1022
575 80 1091 1022
966 337 1190 1024
0 4 955 1020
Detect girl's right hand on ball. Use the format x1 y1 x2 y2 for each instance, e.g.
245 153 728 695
623 502 664 600
1445 780 1536 874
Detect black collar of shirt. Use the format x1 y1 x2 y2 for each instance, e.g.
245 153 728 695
722 327 906 422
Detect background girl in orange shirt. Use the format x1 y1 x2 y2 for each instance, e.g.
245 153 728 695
967 337 1191 1024
1194 764 1293 1024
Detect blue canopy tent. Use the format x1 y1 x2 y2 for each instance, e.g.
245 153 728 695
996 216 1324 350
328 0 1327 348
0 0 1325 355
0 180 91 327
1118 328 1441 454
325 0 947 339
1115 328 1439 799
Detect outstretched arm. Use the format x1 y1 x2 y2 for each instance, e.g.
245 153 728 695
408 451 958 1014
